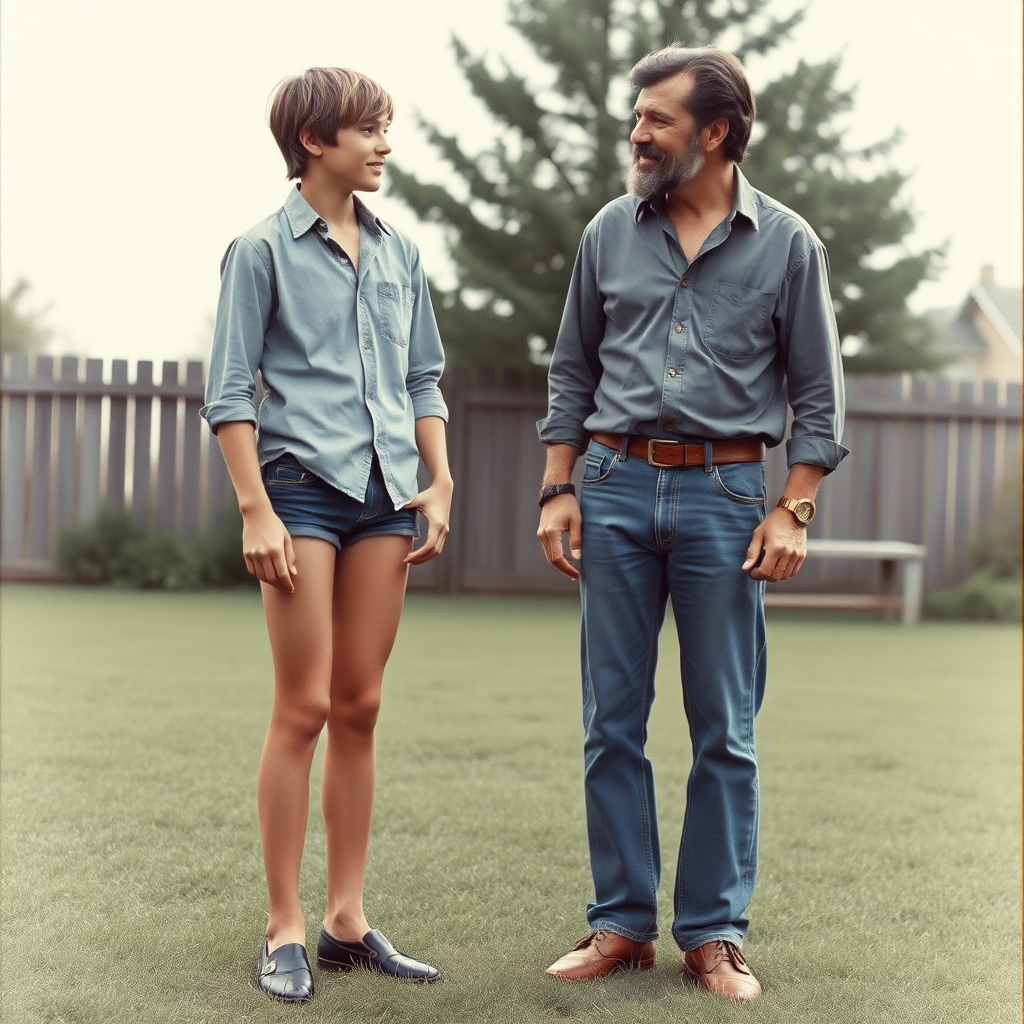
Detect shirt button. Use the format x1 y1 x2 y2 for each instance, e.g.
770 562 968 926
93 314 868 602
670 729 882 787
363 344 370 351
674 324 683 333
664 421 675 430
681 278 690 287
668 368 677 377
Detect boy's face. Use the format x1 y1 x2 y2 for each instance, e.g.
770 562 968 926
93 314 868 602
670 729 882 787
313 115 392 193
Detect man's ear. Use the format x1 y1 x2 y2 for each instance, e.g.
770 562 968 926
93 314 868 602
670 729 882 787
298 129 323 158
703 118 730 153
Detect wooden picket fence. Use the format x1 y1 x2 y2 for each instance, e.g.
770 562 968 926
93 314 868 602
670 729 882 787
1 353 1020 595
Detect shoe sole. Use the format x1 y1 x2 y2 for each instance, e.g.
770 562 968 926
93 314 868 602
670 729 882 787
681 965 761 1001
547 958 655 980
317 956 439 983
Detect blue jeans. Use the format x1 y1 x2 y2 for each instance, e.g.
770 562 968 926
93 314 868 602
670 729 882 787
578 439 767 951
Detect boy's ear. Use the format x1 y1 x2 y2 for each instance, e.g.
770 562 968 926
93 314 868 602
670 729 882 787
298 129 323 158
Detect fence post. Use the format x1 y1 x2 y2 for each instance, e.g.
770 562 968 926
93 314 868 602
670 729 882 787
133 361 154 528
107 360 129 504
28 356 55 561
54 356 79 538
156 361 179 535
181 361 203 537
1 353 30 563
80 359 104 522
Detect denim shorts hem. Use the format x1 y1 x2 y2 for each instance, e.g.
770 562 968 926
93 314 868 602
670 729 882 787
588 920 659 943
340 524 419 549
674 930 744 952
283 523 343 551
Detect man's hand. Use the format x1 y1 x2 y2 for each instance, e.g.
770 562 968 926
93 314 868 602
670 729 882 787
404 478 453 565
742 507 807 582
537 493 583 581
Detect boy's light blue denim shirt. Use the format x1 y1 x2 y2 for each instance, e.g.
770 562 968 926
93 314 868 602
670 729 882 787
537 168 849 472
201 186 448 508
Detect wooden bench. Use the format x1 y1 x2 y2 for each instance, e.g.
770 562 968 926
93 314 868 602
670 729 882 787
764 540 927 626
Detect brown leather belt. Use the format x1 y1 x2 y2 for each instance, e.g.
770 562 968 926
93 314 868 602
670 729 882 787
591 432 765 468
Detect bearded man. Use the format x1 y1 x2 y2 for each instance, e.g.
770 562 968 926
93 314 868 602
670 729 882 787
536 45 848 1001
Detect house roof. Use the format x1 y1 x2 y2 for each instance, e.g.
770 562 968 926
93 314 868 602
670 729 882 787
929 272 1022 361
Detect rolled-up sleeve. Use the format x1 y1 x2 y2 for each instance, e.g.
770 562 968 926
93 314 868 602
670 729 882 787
200 238 274 432
777 240 850 472
537 225 605 449
405 249 448 422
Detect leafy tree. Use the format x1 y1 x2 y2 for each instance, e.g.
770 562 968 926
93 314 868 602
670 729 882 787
0 278 53 354
387 0 945 372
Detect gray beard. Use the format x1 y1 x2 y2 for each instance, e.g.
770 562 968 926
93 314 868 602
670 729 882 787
625 130 705 200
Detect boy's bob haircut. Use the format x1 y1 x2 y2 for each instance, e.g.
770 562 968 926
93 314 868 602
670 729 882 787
269 67 394 179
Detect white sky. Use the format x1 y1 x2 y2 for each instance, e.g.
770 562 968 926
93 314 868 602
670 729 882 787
2 0 1021 365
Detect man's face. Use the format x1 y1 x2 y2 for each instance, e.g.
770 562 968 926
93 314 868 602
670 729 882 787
313 115 392 192
626 73 705 200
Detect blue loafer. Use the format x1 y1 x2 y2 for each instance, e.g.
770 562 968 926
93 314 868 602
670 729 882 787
316 927 439 982
255 939 314 1003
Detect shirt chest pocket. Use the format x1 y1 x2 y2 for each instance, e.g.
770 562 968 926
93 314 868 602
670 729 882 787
702 281 776 360
378 281 415 347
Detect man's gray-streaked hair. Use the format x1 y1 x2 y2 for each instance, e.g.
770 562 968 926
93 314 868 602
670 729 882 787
628 45 755 163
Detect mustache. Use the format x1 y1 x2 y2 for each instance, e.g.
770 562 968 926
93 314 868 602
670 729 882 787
632 143 665 162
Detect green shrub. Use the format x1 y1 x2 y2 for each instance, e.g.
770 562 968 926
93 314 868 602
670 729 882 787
54 503 141 583
923 472 1022 622
55 501 254 590
970 475 1022 579
924 569 1021 622
189 503 253 588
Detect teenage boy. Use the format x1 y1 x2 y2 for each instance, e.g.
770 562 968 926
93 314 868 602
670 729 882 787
202 68 452 1003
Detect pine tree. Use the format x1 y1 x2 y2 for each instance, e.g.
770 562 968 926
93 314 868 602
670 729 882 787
0 279 53 354
386 0 944 372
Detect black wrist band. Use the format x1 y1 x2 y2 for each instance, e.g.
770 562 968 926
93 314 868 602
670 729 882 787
539 483 576 507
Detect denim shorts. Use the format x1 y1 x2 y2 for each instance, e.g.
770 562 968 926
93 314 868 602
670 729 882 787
261 453 419 551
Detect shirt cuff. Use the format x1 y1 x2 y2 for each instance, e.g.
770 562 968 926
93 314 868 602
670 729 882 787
786 435 851 474
536 416 588 451
200 398 258 433
410 390 449 422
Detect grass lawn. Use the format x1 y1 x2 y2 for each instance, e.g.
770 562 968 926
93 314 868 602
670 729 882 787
1 586 1020 1024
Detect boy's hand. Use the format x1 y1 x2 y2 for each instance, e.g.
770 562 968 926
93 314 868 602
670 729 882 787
404 479 453 564
241 503 298 592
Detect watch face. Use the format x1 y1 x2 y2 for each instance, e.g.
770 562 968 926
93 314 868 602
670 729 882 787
793 499 815 524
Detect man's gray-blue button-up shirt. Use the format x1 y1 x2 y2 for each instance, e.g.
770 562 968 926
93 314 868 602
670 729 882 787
201 187 448 508
537 168 849 472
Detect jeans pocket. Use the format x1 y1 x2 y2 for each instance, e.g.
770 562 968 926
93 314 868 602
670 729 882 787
264 455 314 487
712 464 765 505
378 281 414 347
582 445 619 485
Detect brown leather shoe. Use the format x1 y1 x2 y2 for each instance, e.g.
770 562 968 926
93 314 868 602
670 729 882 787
546 930 655 980
683 940 761 1001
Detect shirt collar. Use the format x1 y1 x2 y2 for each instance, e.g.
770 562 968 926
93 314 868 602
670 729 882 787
633 166 760 231
283 185 390 239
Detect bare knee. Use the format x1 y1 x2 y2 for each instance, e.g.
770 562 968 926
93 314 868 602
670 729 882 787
271 696 330 745
328 688 382 737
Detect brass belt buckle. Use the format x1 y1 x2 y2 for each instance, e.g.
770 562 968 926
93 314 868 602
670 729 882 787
647 438 681 467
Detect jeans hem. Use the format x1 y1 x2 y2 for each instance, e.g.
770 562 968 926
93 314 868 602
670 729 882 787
588 920 659 943
674 930 744 952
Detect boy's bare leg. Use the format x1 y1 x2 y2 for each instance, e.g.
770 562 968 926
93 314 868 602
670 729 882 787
259 537 337 951
321 534 411 942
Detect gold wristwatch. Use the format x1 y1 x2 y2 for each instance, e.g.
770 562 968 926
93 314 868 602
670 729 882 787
776 496 816 526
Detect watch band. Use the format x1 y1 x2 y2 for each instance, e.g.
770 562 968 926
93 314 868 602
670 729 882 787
776 496 816 525
539 483 576 507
